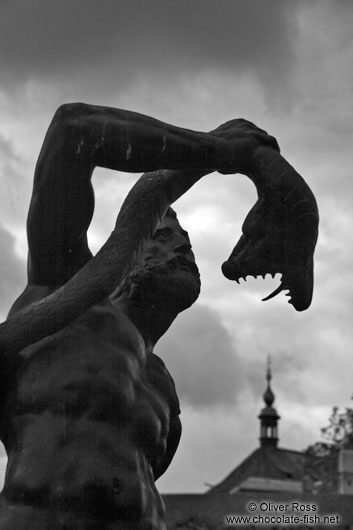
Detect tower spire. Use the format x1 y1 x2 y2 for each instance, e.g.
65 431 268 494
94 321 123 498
266 355 271 382
258 356 280 448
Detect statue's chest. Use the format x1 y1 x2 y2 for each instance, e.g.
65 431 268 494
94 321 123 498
12 306 146 418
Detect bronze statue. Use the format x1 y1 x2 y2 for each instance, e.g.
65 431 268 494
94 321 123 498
0 103 318 529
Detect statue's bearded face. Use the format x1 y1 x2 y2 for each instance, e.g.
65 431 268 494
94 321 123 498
121 213 201 314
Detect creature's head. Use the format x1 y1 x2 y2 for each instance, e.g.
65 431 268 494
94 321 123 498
222 179 319 311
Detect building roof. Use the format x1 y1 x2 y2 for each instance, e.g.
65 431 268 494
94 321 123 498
207 446 305 494
229 476 303 494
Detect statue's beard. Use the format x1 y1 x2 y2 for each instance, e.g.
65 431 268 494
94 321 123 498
121 259 201 315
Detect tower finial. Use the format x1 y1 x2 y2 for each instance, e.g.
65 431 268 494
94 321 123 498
266 355 272 384
258 356 280 448
263 355 274 407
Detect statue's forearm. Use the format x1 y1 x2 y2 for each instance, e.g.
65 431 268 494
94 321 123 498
51 103 230 173
117 168 208 225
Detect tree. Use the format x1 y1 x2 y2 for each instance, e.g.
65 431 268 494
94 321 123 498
305 403 353 457
321 405 353 448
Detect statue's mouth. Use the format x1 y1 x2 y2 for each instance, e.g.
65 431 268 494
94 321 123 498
167 256 199 275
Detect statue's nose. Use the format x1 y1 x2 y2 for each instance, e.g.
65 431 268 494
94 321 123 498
174 240 192 254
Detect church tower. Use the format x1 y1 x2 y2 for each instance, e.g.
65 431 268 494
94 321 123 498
258 357 280 448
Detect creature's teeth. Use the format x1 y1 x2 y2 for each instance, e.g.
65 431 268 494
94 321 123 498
262 283 283 302
235 279 240 284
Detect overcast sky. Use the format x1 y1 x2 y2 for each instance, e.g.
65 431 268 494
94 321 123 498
0 0 352 494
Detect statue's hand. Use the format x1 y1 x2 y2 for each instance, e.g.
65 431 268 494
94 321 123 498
210 119 280 175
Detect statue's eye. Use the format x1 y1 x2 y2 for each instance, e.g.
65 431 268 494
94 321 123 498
154 230 168 242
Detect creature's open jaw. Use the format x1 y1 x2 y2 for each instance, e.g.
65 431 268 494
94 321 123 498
221 236 314 311
221 235 297 309
221 181 319 312
222 261 304 311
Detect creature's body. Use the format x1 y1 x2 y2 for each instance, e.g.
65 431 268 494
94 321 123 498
0 103 318 529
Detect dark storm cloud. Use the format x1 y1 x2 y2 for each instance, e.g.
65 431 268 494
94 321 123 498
0 0 298 90
156 304 245 409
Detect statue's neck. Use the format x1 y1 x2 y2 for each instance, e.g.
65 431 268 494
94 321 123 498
111 292 176 352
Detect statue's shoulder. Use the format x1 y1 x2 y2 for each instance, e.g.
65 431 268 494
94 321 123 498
78 300 146 356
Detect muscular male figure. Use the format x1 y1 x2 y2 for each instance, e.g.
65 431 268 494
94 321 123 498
0 104 275 529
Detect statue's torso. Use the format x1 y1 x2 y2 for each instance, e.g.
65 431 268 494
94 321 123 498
0 302 179 529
